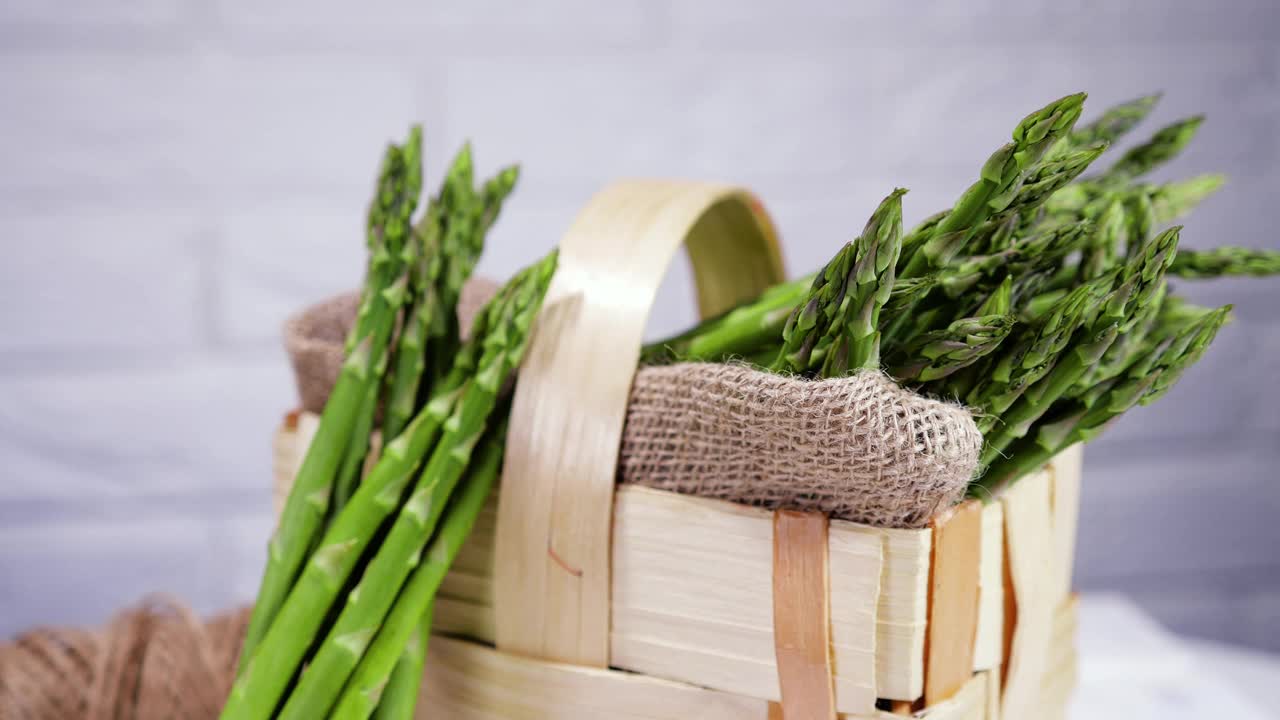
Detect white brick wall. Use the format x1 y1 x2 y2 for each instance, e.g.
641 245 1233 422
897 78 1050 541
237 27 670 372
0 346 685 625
2 0 1278 651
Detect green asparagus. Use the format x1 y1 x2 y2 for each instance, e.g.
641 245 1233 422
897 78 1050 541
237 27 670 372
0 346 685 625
273 254 555 720
1170 247 1280 278
239 129 422 669
332 419 508 720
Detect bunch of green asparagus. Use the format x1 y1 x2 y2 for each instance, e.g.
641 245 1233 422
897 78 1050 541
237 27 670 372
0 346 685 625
643 92 1280 492
223 128 556 720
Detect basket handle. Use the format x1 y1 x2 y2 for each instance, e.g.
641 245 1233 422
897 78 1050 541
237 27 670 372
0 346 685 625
492 179 787 666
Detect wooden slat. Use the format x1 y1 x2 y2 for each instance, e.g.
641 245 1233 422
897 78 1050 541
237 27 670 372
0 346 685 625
772 510 837 720
277 423 933 706
869 524 932 700
1041 595 1080 715
421 634 998 720
612 486 885 712
420 635 772 720
493 180 786 666
999 469 1056 720
924 500 983 705
972 501 1004 672
1047 445 1083 604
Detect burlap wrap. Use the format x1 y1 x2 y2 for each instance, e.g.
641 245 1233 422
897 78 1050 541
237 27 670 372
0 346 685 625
0 596 247 720
287 280 980 529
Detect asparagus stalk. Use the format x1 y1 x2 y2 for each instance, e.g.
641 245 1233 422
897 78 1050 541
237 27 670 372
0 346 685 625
382 203 444 444
221 272 518 719
770 190 905 377
1065 93 1161 150
957 279 1100 434
1124 189 1157 258
938 221 1093 299
1073 284 1166 402
1099 116 1204 185
900 93 1086 278
1150 174 1225 224
890 276 1015 383
980 226 1180 464
422 145 480 392
823 188 907 374
987 142 1109 235
978 304 1230 488
1079 200 1126 281
239 130 421 669
640 280 807 364
369 608 432 720
331 420 508 720
373 161 519 717
273 254 555 720
1170 247 1280 279
772 244 854 375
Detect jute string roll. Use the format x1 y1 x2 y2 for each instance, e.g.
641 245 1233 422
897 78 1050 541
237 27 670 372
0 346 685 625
0 597 248 720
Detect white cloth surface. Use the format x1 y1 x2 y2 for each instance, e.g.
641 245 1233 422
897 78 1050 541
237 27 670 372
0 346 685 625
1074 595 1278 720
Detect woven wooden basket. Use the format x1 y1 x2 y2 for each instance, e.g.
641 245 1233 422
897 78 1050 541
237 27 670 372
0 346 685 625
274 180 1081 719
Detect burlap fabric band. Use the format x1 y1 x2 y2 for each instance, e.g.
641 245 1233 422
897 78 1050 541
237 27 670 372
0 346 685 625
287 279 980 529
0 596 247 720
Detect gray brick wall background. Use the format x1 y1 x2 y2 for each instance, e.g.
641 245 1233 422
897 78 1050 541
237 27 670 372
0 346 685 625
2 1 1278 651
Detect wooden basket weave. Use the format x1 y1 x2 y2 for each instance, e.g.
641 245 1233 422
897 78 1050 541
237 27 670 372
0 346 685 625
273 180 1081 719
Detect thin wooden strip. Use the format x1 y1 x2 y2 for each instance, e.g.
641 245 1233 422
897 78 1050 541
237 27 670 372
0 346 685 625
611 486 882 713
870 525 932 701
826 523 882 713
493 180 786 665
772 510 837 720
420 635 771 720
915 671 989 720
999 469 1056 719
1047 445 1084 604
924 500 982 706
276 438 928 707
972 501 1004 672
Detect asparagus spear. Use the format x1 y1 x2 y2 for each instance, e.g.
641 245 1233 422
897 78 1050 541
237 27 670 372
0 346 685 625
1170 247 1280 278
957 279 1100 434
980 226 1180 464
221 271 521 720
1079 200 1126 281
382 202 444 444
987 142 1109 234
772 244 854 375
822 188 907 374
369 609 432 720
1124 189 1157 258
1073 284 1166 402
640 280 807 364
1065 93 1161 150
273 254 556 720
1099 116 1203 185
937 221 1093 299
770 190 905 377
978 305 1229 488
239 130 421 669
373 161 519 717
891 276 1015 383
900 93 1086 278
1150 174 1225 224
331 419 508 720
422 145 488 393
